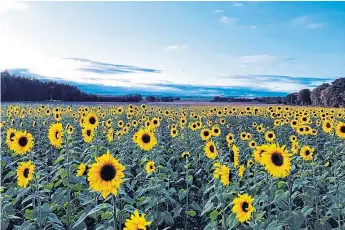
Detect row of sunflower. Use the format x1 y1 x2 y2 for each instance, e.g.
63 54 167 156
1 104 345 229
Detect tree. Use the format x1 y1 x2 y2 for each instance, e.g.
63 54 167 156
320 78 345 107
310 83 329 106
297 89 311 105
285 93 298 105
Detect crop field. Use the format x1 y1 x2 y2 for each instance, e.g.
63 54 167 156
1 104 345 230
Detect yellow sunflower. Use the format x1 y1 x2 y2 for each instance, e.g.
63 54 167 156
335 121 345 139
82 126 95 143
85 112 99 129
48 123 64 148
211 125 221 137
248 140 257 149
6 128 16 150
265 131 276 142
238 165 245 178
87 151 125 199
180 151 190 159
77 163 88 177
289 135 298 143
260 143 291 178
123 210 151 230
145 160 156 174
133 128 157 151
291 142 299 155
204 141 218 159
247 159 254 168
322 120 333 134
170 128 178 138
200 128 212 141
17 161 35 188
213 163 231 186
300 145 314 161
232 194 256 223
226 133 235 144
12 130 34 155
232 144 240 168
252 145 268 163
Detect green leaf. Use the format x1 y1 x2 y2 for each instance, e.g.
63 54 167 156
178 189 187 201
72 203 112 228
227 213 239 230
201 199 214 216
209 209 219 222
24 209 33 220
277 181 286 189
187 210 197 217
101 211 113 220
301 206 313 217
54 156 65 165
160 211 174 225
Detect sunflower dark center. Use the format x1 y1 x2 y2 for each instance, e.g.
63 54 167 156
340 125 345 133
100 164 116 181
87 130 91 136
193 125 196 128
204 131 209 136
326 123 331 128
18 137 28 147
173 130 176 134
305 150 310 156
150 164 154 170
89 117 96 125
23 168 29 178
271 152 284 166
268 133 273 138
153 120 158 125
55 131 59 139
142 134 151 144
209 145 215 153
214 129 219 133
241 202 249 212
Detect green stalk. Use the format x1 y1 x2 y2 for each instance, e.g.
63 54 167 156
184 157 189 230
65 134 71 230
112 195 117 230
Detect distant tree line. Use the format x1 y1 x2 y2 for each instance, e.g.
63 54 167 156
212 77 345 108
1 71 143 102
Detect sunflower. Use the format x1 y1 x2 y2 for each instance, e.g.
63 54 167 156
123 210 151 230
145 160 155 174
324 161 332 167
232 144 240 168
12 130 34 155
260 143 291 178
85 112 99 129
248 140 257 149
211 125 221 137
133 128 157 151
170 128 178 138
204 141 218 159
240 132 247 140
226 133 235 144
289 135 298 143
213 163 231 186
82 126 95 143
16 161 35 188
88 151 125 199
265 131 276 142
247 159 254 168
322 120 333 134
335 121 345 139
300 145 314 161
6 128 16 149
232 194 256 223
252 145 267 163
48 123 64 148
67 125 75 135
238 165 245 178
77 163 88 177
200 128 212 141
180 151 190 159
291 142 299 155
106 128 114 143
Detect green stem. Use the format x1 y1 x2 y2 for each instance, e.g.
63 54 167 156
288 175 293 213
113 195 117 230
184 157 189 230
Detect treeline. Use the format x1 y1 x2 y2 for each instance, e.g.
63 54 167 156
1 71 143 102
213 78 345 107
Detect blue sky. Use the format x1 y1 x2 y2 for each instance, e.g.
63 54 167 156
1 1 344 97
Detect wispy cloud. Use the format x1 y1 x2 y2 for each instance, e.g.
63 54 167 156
165 45 188 51
249 25 258 29
291 15 327 30
232 2 243 7
0 2 28 14
237 55 277 64
220 16 237 24
214 9 223 14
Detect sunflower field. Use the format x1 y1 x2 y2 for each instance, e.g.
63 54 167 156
1 104 345 230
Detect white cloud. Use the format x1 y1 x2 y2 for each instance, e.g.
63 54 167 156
232 3 243 7
0 2 28 14
165 45 188 51
249 25 258 29
220 16 237 24
291 15 326 30
237 55 277 64
214 9 223 14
